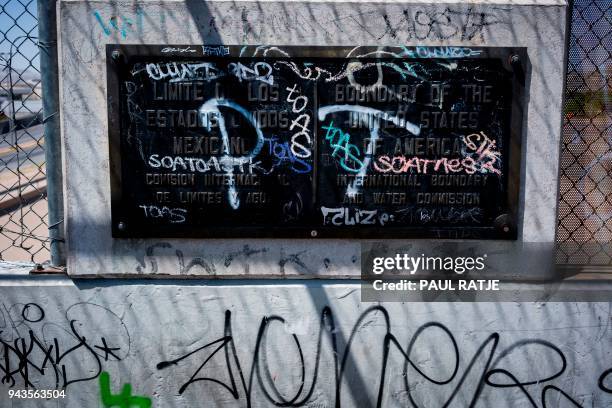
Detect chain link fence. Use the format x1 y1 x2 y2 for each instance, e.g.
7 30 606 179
0 0 610 266
0 0 49 263
556 0 612 267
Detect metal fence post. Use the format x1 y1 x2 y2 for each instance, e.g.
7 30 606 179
37 0 65 266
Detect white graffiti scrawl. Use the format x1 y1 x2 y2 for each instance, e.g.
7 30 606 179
199 99 265 209
318 105 421 197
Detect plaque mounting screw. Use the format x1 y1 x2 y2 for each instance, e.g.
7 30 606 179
494 214 513 234
111 49 122 62
509 54 520 65
117 221 126 231
310 230 318 237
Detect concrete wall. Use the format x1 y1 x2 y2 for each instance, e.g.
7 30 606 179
15 2 610 407
58 0 568 277
0 270 611 407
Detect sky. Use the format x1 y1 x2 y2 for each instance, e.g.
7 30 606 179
1 0 39 74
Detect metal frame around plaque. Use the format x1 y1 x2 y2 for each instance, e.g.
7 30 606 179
107 45 527 239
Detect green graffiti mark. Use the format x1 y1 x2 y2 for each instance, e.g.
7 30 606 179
99 371 151 408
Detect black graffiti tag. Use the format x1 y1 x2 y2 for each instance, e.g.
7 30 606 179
0 302 130 389
157 306 605 408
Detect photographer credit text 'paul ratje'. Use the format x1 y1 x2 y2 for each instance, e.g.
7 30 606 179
369 254 500 292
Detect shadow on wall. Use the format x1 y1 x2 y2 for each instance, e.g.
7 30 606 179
0 281 611 407
14 1 609 407
62 0 571 275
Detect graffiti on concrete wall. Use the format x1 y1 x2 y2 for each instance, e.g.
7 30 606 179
99 371 151 408
92 6 509 44
93 8 145 39
1 299 610 407
156 305 612 408
0 302 130 389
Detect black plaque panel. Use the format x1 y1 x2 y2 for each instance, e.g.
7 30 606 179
107 45 526 239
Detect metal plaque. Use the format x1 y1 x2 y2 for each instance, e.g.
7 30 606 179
107 45 526 239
